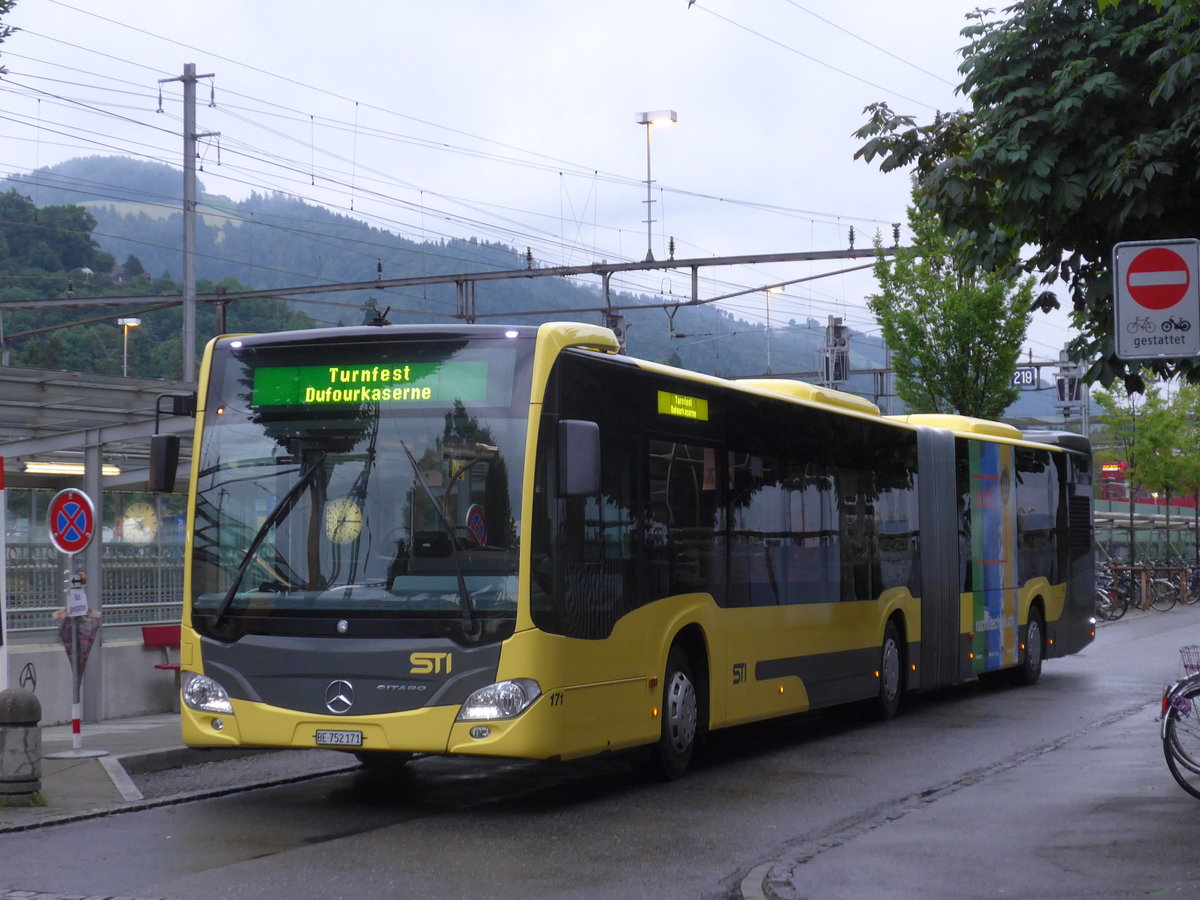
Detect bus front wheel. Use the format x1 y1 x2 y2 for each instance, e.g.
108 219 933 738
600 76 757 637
651 645 699 780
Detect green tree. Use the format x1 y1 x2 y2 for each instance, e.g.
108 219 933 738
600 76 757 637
0 190 113 275
121 254 146 279
867 191 1032 418
855 0 1200 393
1094 381 1160 562
1171 385 1200 565
1135 388 1186 542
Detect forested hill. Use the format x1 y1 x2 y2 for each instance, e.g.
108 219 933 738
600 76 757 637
2 156 874 378
1 156 1057 417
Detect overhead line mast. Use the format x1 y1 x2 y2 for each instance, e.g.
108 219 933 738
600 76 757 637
159 63 217 382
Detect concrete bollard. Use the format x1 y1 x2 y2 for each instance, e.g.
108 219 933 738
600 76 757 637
0 688 42 802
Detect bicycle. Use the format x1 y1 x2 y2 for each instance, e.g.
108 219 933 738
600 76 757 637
1095 564 1127 620
1161 646 1200 799
1149 574 1179 611
1184 567 1200 606
1095 584 1126 621
1113 566 1142 612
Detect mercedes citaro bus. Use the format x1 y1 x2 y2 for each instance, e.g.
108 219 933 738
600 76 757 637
153 321 1095 778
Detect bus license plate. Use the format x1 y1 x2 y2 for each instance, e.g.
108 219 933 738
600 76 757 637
315 729 363 747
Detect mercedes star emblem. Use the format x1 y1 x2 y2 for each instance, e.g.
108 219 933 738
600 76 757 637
324 679 354 714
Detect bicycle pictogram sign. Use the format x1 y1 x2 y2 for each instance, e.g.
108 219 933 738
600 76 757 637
48 488 96 555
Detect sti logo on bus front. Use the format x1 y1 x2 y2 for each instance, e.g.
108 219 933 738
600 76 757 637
411 652 453 675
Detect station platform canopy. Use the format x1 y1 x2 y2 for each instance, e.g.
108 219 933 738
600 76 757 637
0 366 194 492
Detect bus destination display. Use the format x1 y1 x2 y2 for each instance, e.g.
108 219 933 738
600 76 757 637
252 361 489 407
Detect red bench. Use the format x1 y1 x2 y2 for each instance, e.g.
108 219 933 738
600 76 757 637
142 623 180 664
142 623 180 672
142 623 181 710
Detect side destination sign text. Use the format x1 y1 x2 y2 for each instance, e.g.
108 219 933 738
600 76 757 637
657 390 709 421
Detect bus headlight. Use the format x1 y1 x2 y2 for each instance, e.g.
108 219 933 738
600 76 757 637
456 679 541 721
182 672 235 714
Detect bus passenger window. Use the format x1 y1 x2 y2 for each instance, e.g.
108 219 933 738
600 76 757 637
728 451 786 606
783 462 839 605
838 468 880 602
646 439 721 598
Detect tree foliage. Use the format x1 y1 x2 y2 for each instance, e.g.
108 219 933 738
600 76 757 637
867 190 1032 418
1092 380 1200 560
0 189 317 377
855 0 1200 393
0 0 15 76
1093 382 1154 561
0 189 114 276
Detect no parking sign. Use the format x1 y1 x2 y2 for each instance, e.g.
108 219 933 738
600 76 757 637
42 487 108 759
48 488 96 555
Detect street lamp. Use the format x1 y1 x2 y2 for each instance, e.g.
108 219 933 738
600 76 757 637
765 287 782 374
117 317 141 377
635 110 677 262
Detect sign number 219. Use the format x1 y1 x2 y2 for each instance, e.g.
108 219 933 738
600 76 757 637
1011 367 1036 388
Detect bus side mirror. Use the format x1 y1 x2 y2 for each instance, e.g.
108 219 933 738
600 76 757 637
558 419 600 497
148 433 180 493
148 391 196 492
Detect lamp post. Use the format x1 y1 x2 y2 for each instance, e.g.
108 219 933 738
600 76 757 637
765 287 782 374
117 317 140 377
635 110 677 262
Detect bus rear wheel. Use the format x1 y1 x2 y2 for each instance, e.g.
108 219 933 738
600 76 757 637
651 645 699 780
1013 610 1044 687
872 621 903 721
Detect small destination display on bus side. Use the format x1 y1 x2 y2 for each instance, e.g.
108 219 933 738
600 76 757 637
252 361 489 407
657 390 709 421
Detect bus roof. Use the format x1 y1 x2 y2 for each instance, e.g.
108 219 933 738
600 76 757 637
735 379 882 417
887 413 1024 440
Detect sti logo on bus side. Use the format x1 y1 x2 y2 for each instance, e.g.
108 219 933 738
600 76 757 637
411 652 453 675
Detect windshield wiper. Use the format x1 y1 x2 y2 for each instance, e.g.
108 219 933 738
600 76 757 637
211 451 328 631
398 440 479 637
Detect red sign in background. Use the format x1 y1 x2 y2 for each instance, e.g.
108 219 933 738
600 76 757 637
1127 246 1192 310
48 488 96 555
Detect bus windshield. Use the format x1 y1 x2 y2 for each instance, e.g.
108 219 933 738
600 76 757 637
190 333 530 642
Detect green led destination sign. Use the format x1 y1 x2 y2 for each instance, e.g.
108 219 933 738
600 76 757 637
657 390 709 421
253 361 489 407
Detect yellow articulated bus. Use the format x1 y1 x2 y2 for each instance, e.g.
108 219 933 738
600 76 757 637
158 321 1095 778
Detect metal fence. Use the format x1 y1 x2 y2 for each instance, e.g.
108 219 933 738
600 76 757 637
6 542 183 637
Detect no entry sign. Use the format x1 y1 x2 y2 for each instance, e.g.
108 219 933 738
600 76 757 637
1114 239 1200 359
48 488 96 555
1127 247 1191 310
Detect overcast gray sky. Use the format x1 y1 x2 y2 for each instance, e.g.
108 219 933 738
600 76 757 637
0 0 1076 361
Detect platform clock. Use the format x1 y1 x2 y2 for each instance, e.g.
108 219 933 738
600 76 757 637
324 497 363 544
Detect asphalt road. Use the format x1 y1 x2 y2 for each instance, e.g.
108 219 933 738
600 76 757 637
2 606 1198 900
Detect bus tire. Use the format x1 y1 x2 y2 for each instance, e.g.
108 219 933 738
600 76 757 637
651 645 699 780
1013 609 1044 687
872 620 903 721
